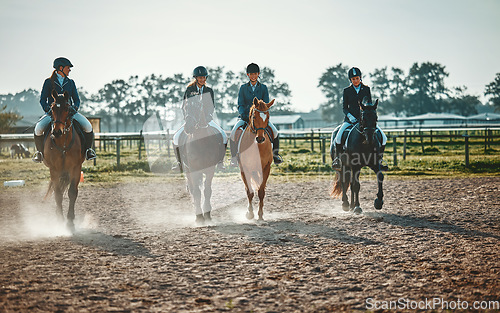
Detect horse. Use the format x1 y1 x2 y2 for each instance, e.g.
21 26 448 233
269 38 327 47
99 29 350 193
330 99 384 214
42 90 85 231
237 97 275 220
178 101 225 224
10 144 30 159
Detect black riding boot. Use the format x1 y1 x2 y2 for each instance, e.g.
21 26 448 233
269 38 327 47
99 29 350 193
229 139 238 167
171 145 183 173
216 144 227 170
332 143 343 170
378 145 389 171
83 131 97 160
272 136 283 165
32 134 45 163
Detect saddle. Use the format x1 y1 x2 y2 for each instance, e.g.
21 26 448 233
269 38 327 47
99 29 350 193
233 122 274 151
42 117 87 154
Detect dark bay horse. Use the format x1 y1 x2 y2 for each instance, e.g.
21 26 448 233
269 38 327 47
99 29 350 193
43 90 85 231
179 102 225 224
331 99 384 214
238 98 275 220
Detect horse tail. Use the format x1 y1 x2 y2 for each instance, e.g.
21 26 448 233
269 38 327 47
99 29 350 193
44 181 54 201
330 171 347 199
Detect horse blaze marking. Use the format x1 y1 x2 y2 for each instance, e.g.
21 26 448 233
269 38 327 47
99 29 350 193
259 112 267 122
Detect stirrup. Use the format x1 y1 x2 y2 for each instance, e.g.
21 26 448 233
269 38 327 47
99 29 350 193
32 151 43 163
332 157 342 170
379 159 389 171
216 161 226 171
171 161 181 171
230 157 238 167
273 154 283 165
85 148 97 160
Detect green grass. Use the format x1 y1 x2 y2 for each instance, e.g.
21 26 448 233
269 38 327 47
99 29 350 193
0 137 498 188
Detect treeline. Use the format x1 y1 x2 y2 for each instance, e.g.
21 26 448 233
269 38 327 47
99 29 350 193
319 62 499 122
0 63 499 133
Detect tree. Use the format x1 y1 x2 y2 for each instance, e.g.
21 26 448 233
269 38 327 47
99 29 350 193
0 105 22 133
97 79 130 132
485 73 500 112
444 86 479 116
406 62 449 115
259 67 292 113
318 63 349 122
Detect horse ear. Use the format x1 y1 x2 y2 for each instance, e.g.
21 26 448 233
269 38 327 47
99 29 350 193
63 91 70 102
253 97 259 106
52 89 58 100
374 99 379 109
267 99 275 109
359 100 366 111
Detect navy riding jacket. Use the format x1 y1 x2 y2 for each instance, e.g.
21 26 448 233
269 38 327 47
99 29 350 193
342 83 372 122
182 84 215 122
39 76 80 113
237 81 269 122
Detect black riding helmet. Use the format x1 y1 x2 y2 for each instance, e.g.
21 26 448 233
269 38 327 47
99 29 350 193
53 57 73 70
246 63 260 74
193 66 208 77
348 67 362 80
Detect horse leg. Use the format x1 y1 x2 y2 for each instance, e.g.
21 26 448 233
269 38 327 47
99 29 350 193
241 171 254 220
202 169 215 221
351 168 362 214
187 173 204 223
370 165 384 210
341 167 350 211
257 165 271 221
67 173 79 232
52 178 64 221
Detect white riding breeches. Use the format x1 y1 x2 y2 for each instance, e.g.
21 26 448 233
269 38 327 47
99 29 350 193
230 119 279 142
173 121 228 146
34 112 93 136
334 122 387 146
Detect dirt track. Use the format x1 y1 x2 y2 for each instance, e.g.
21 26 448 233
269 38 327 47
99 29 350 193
0 175 499 312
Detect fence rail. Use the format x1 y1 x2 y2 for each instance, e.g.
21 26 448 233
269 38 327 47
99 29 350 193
1 126 499 168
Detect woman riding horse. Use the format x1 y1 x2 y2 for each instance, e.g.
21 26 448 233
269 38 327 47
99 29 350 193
33 57 96 162
171 66 227 172
332 67 387 171
229 63 282 166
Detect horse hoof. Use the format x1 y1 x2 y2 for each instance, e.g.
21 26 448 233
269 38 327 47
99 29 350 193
258 216 264 221
195 214 205 224
353 206 362 214
374 198 384 210
342 204 350 212
203 211 212 221
246 211 254 220
67 221 75 233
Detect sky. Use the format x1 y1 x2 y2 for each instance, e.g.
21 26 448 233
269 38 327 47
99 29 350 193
0 0 499 112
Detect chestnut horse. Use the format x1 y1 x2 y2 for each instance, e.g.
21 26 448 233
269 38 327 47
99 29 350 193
43 90 85 231
238 98 275 220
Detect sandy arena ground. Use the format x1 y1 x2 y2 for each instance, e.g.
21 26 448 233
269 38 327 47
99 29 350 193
0 175 499 312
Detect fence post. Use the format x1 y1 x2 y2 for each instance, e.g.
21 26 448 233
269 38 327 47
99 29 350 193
321 137 326 164
167 129 171 158
464 135 469 167
116 138 121 167
310 130 314 152
403 129 407 160
138 130 143 160
392 136 398 167
420 130 425 154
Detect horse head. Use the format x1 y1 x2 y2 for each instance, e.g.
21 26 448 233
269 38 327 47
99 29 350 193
50 90 72 139
184 101 208 135
359 98 379 146
249 97 275 144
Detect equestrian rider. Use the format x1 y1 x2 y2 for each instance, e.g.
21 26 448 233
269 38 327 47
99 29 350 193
229 63 283 166
171 66 228 172
332 67 388 170
33 57 96 162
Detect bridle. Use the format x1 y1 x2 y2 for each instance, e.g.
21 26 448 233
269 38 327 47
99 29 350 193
51 103 73 135
249 106 269 134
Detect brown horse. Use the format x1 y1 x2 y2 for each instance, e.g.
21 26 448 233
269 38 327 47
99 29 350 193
42 90 85 231
238 98 275 220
